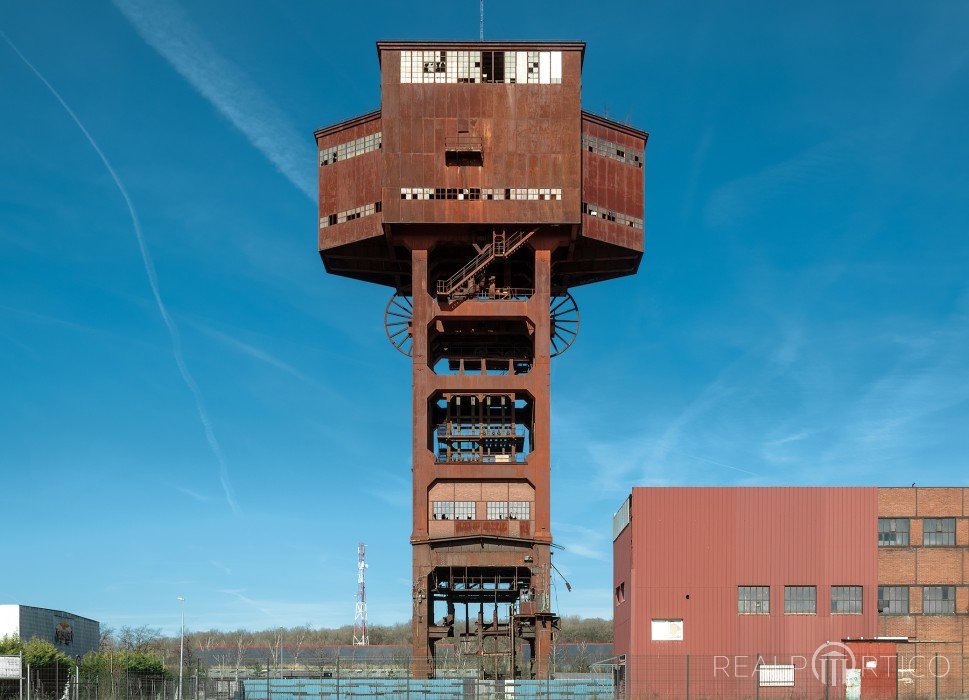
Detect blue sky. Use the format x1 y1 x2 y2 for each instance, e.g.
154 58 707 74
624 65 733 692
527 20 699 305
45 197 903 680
1 1 967 636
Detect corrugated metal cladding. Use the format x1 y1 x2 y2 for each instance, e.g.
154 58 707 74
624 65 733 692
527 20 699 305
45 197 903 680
615 487 879 657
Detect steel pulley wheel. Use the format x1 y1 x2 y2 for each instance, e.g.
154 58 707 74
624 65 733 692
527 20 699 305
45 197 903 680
384 293 414 356
550 292 579 357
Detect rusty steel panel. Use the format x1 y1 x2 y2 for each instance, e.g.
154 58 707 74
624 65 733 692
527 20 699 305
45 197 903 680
379 47 583 226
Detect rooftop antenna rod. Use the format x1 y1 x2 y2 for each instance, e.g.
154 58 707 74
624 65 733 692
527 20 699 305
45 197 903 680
353 542 368 645
479 0 484 40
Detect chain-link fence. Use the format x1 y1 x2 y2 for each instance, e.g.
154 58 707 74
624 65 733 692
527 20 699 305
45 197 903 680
619 651 969 700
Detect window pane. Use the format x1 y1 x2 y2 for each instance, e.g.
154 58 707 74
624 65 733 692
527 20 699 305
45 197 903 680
877 586 909 615
784 586 816 614
738 586 770 614
832 586 863 614
923 518 955 546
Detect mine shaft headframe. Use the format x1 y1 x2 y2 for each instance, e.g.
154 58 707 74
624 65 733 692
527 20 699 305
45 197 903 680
383 290 579 358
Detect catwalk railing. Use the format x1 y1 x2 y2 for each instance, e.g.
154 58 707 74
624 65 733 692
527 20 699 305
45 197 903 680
619 651 969 700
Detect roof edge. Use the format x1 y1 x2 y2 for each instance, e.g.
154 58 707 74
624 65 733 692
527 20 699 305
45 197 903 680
313 109 381 140
582 110 649 142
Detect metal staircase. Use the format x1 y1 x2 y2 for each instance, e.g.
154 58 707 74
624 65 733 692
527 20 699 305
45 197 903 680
436 228 536 300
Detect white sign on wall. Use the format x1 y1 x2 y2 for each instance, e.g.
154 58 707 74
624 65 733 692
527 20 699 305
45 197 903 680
759 664 795 687
0 655 22 680
650 619 684 641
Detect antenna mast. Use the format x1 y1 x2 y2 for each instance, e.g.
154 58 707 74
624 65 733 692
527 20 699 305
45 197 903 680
479 0 484 41
353 542 368 645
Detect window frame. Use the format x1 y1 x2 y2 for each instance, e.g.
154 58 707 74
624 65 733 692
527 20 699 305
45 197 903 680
878 518 910 547
923 518 956 547
831 586 863 615
738 586 770 615
783 586 817 615
877 585 910 615
922 586 956 615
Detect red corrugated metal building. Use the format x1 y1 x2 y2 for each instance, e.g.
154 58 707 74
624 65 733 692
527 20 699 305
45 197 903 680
613 487 877 698
613 486 969 698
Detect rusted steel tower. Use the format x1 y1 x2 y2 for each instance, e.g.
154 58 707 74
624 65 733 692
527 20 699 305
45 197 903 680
315 41 646 679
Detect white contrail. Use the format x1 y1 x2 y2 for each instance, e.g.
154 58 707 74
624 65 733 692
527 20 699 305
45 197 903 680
111 0 315 200
2 30 240 514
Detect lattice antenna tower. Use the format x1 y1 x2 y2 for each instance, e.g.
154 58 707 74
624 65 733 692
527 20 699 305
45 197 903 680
479 0 484 40
353 542 368 645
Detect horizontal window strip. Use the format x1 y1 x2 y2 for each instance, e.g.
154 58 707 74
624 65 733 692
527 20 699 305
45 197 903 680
319 201 382 229
319 131 382 167
401 187 561 201
582 201 644 229
582 134 644 168
401 49 562 85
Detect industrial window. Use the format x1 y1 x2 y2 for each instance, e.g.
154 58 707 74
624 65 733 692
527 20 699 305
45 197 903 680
615 582 625 605
831 586 863 614
487 502 509 519
401 187 561 201
319 201 381 229
738 586 770 614
453 501 475 520
581 202 644 230
923 518 956 546
319 131 381 166
485 501 531 520
400 49 562 84
432 501 453 520
581 134 644 168
784 586 816 614
877 586 909 615
508 502 530 520
878 518 910 546
923 586 955 614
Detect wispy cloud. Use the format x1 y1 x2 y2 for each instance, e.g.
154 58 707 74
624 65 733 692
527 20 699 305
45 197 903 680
175 486 210 502
1 31 240 515
112 0 315 200
554 522 609 562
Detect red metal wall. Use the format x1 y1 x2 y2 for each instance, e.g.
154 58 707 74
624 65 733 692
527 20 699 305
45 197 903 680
613 519 633 659
616 487 879 658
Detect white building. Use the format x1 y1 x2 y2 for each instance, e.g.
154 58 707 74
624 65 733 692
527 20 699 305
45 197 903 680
0 605 99 659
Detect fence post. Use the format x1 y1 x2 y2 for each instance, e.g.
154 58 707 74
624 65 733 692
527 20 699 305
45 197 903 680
26 663 30 700
755 653 760 700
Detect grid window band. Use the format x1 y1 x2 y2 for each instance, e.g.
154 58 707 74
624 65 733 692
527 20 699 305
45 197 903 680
923 586 955 614
923 518 956 546
486 501 531 520
878 518 910 546
400 187 561 201
831 586 863 614
319 131 382 166
784 586 816 614
400 49 562 84
431 501 453 520
877 586 909 615
453 501 475 520
319 201 382 229
581 202 644 230
738 586 770 614
581 133 644 168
